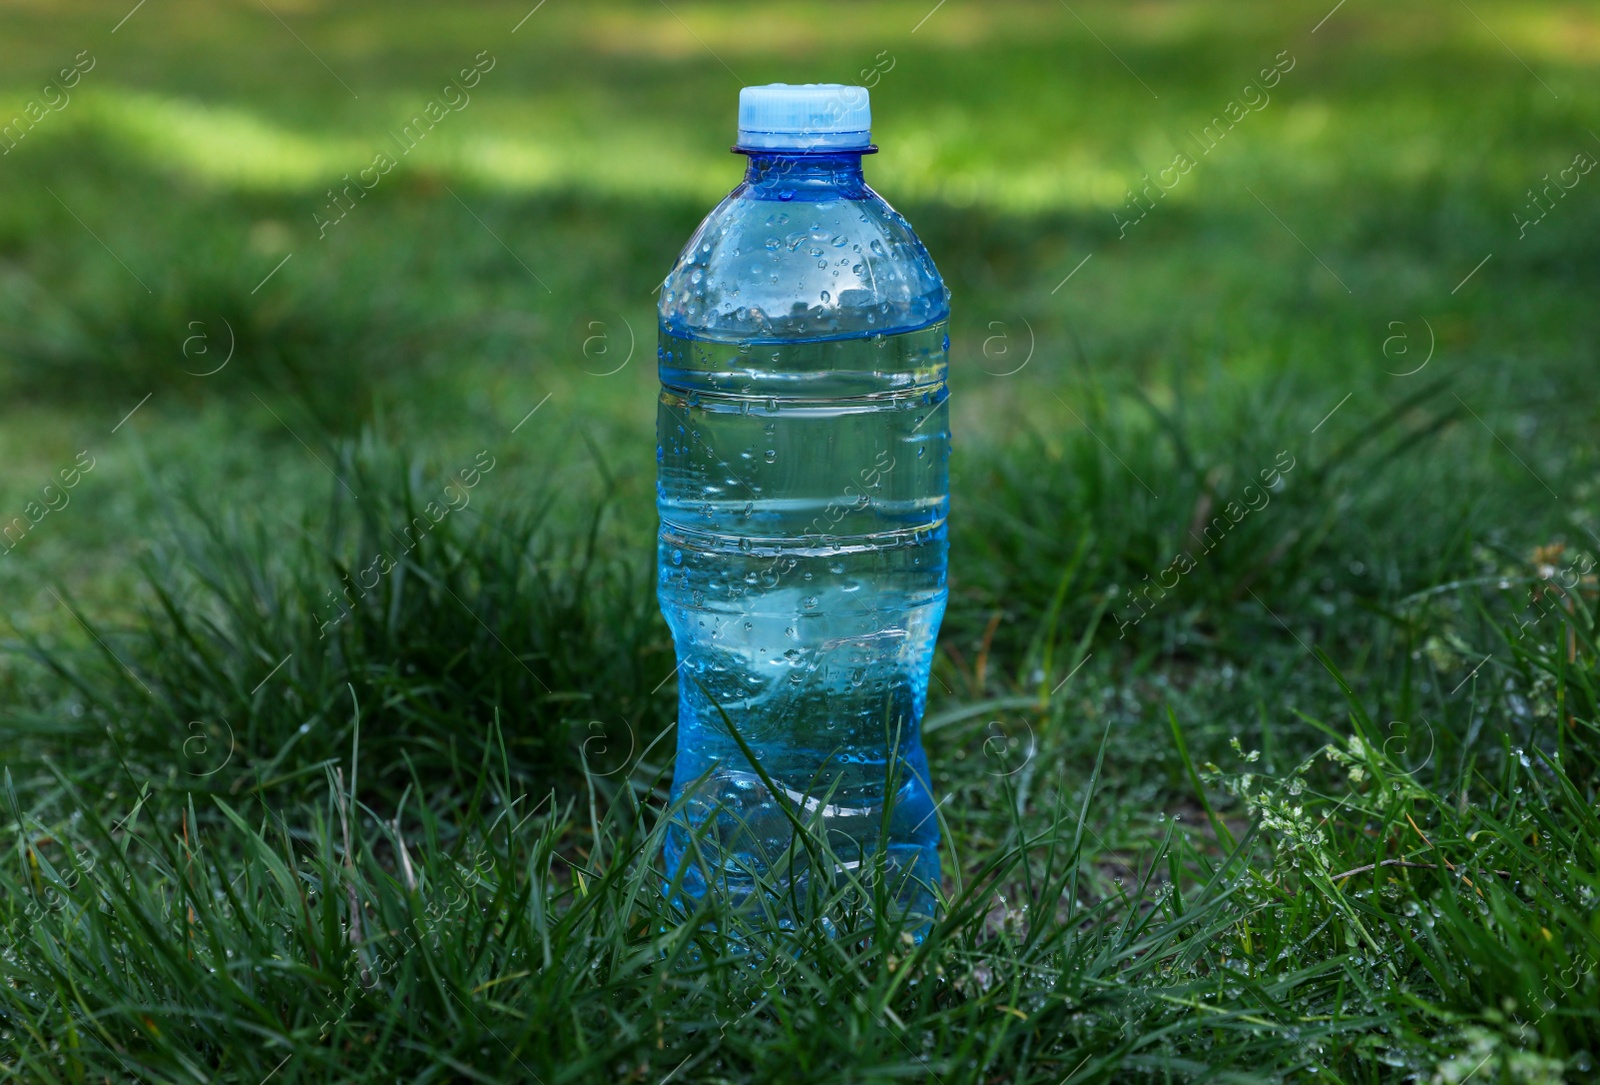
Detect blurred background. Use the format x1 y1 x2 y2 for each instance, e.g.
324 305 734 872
0 0 1595 790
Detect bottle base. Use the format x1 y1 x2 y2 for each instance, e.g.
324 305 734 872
662 767 942 926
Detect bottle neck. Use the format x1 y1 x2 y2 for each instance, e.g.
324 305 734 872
742 152 866 193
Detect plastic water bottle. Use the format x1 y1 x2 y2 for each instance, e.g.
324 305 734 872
657 84 949 917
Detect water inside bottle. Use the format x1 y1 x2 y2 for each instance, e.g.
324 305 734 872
657 320 949 915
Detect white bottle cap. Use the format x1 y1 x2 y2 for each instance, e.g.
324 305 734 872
737 83 871 151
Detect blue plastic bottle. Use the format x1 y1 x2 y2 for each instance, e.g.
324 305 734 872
657 84 949 917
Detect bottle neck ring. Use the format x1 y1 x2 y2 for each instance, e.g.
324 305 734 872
736 150 872 187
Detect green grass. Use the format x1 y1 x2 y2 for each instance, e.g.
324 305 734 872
2 0 1599 1080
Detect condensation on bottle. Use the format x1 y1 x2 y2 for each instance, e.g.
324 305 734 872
657 84 949 919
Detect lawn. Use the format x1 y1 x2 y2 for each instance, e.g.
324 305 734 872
1 0 1598 1081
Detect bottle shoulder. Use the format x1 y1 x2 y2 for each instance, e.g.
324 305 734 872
659 181 948 343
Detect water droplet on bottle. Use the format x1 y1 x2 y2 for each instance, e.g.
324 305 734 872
671 549 683 566
820 290 830 304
